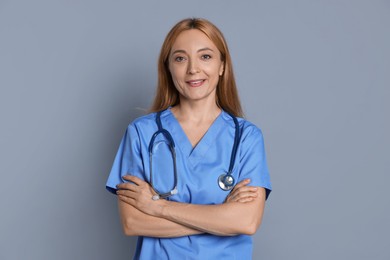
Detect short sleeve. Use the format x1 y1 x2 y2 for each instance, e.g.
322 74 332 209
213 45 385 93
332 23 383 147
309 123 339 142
238 125 272 200
105 124 145 194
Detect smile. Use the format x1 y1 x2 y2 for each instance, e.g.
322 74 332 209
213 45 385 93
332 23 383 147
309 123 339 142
186 79 205 87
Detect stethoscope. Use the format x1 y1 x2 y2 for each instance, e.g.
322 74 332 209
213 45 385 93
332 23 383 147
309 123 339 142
148 109 241 200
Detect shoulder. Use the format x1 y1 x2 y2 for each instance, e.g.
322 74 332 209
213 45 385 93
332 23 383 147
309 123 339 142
125 110 173 137
126 111 159 131
130 112 155 126
240 119 264 142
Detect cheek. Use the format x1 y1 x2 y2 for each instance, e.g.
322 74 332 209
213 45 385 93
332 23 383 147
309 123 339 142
168 69 178 84
170 73 181 88
204 65 221 79
169 71 184 91
169 66 184 82
205 61 222 73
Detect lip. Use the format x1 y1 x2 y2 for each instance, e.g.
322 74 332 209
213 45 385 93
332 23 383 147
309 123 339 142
186 79 206 87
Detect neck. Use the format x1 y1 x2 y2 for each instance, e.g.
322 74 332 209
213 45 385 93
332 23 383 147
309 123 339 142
171 101 221 123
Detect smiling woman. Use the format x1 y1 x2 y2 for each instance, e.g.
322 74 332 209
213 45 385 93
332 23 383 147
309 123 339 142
106 18 272 260
151 18 243 117
168 29 224 105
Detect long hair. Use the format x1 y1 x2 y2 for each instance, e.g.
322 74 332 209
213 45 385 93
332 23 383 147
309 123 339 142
150 18 243 117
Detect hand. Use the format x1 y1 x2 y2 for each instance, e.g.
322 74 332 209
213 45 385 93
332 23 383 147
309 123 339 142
116 175 165 217
225 179 258 203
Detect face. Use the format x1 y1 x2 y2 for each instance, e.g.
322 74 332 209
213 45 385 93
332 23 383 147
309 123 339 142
168 29 224 104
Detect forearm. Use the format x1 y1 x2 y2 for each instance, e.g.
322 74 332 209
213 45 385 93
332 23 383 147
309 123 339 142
157 188 266 236
118 199 203 238
116 176 266 237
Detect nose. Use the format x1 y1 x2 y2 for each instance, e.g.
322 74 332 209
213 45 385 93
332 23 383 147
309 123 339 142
187 59 200 74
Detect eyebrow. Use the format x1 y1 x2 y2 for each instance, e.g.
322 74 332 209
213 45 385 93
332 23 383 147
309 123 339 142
171 47 215 55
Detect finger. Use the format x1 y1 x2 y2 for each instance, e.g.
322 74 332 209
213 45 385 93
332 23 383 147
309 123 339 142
122 175 146 186
227 189 250 202
233 179 251 190
236 186 259 193
116 181 133 189
226 191 238 202
228 179 251 197
237 197 255 203
116 189 137 198
227 187 245 201
230 190 258 202
118 195 136 205
228 185 257 201
226 191 256 203
116 182 139 191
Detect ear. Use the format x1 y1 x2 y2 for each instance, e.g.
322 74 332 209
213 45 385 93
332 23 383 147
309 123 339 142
219 62 225 76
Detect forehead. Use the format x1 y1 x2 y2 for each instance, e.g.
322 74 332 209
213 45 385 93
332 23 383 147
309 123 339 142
171 29 219 52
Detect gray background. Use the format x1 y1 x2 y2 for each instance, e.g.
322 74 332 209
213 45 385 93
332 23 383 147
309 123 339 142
0 0 389 259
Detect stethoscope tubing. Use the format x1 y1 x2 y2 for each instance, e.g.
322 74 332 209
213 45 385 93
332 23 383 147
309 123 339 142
148 109 241 199
227 113 241 175
149 111 178 200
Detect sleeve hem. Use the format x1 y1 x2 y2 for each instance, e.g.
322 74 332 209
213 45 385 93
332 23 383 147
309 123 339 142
106 184 118 195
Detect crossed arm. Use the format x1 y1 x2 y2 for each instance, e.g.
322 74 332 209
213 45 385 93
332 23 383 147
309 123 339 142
116 175 266 238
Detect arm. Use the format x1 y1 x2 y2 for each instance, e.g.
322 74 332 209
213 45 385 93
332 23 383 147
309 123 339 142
158 188 265 236
110 126 203 237
117 176 265 237
118 198 203 238
117 175 203 238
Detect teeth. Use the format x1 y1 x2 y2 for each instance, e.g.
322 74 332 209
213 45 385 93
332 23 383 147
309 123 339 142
190 80 203 84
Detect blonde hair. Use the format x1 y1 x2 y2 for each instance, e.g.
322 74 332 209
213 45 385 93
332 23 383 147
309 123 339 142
150 18 243 117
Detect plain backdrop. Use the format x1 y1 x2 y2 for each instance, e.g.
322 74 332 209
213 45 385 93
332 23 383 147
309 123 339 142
0 0 389 259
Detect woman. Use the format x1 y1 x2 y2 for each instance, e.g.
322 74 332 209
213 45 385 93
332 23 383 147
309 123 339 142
106 18 272 259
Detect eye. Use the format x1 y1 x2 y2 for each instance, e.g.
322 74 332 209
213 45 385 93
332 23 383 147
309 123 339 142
201 54 212 60
174 56 186 62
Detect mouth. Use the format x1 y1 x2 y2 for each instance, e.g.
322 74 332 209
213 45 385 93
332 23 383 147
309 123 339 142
186 79 206 87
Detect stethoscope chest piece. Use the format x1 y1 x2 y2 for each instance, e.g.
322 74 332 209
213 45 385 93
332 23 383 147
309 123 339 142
218 173 235 191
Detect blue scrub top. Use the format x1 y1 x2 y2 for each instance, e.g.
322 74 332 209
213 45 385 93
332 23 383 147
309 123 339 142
106 109 272 260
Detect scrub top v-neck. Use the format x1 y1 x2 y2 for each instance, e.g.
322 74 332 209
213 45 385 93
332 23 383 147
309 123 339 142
106 108 272 260
164 109 226 174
